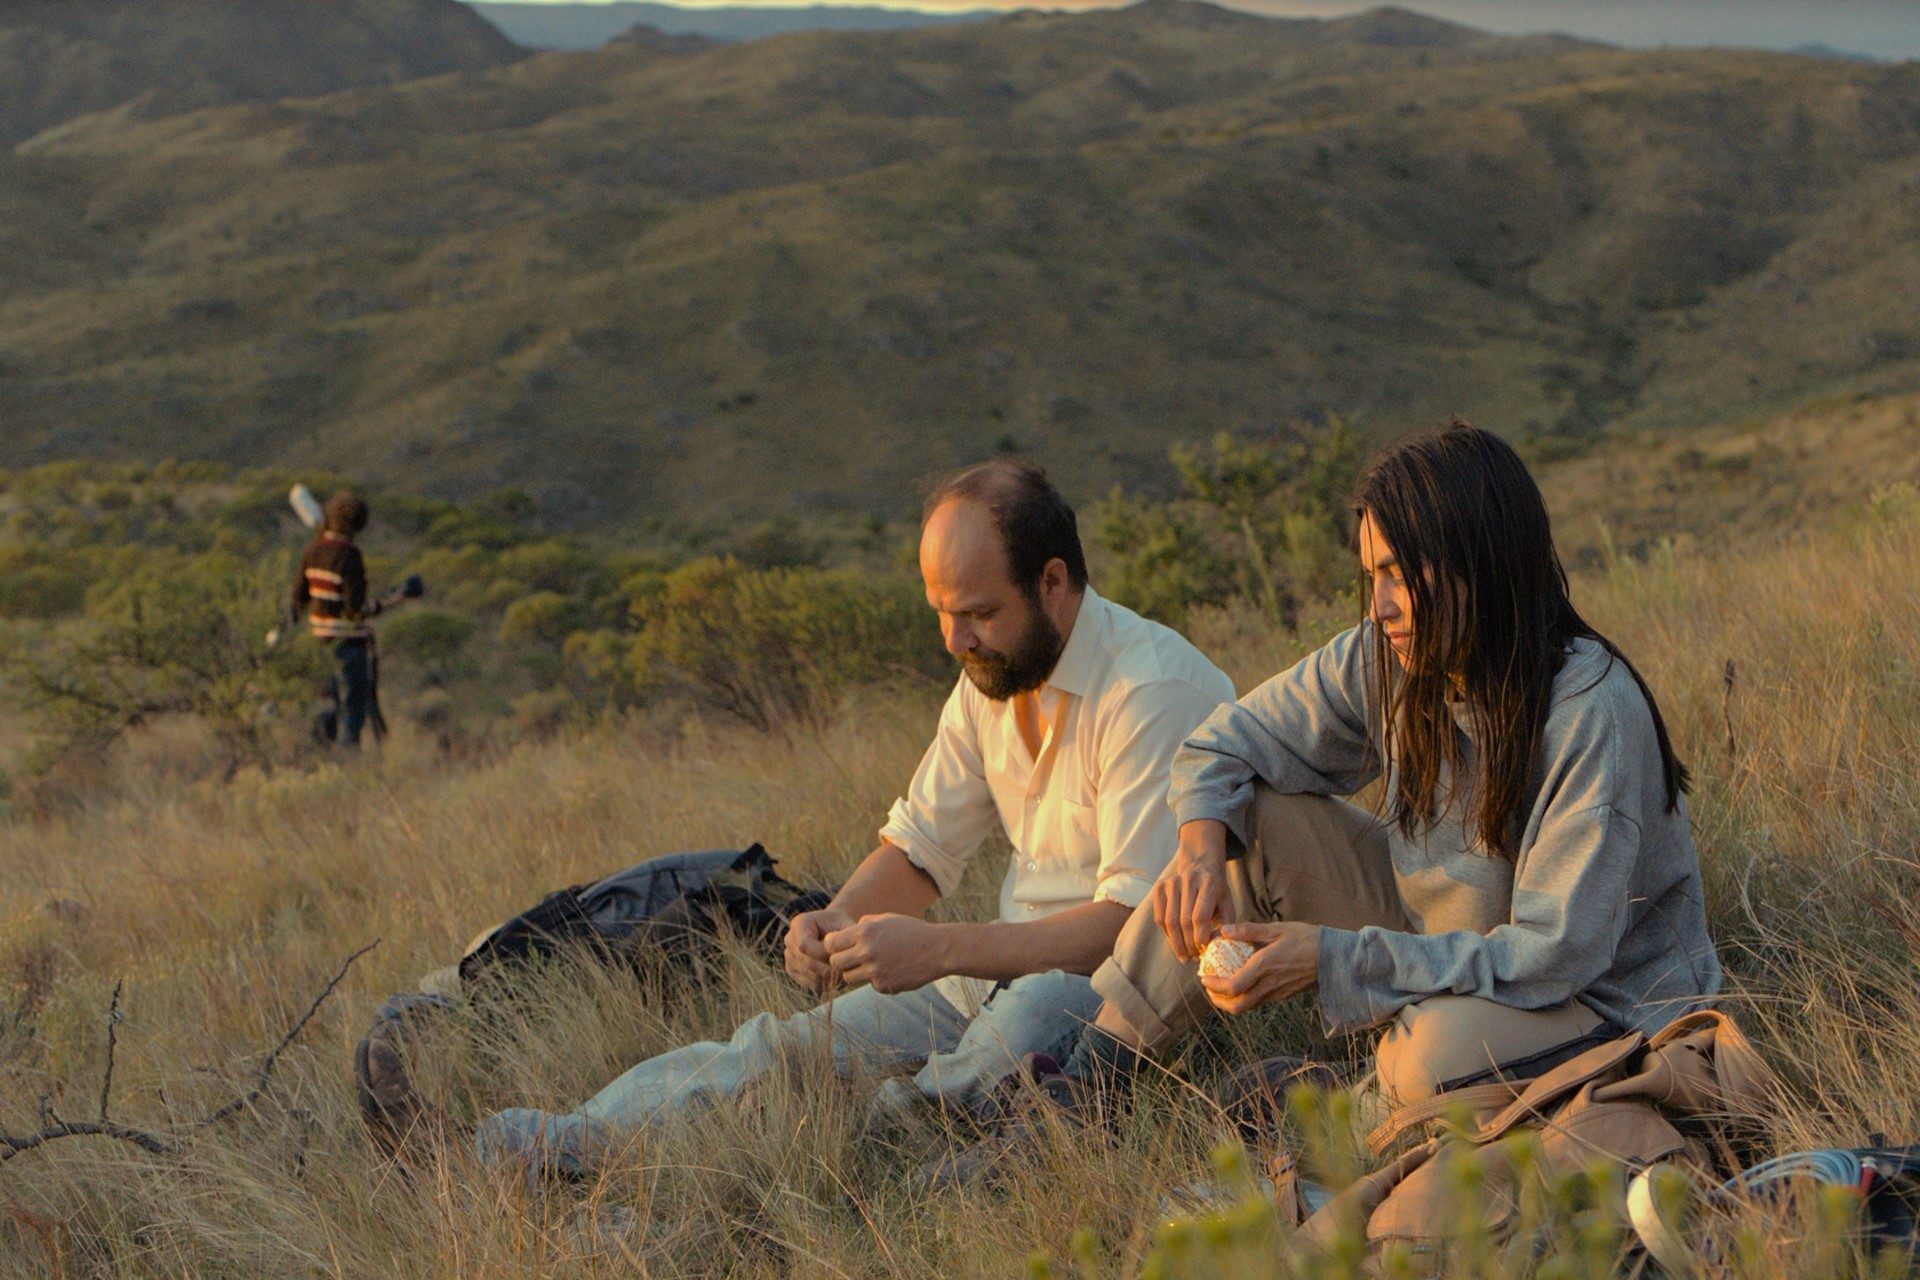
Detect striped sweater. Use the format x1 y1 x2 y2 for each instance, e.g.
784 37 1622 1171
292 532 382 641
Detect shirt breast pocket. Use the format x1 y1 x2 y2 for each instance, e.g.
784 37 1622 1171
1061 797 1102 872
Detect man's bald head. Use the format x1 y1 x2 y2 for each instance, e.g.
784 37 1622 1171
920 458 1087 601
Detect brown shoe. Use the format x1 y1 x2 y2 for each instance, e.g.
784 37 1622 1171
1214 1054 1344 1145
916 1058 1106 1191
354 1035 466 1165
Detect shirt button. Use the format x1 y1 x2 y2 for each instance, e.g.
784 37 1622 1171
1027 860 1037 872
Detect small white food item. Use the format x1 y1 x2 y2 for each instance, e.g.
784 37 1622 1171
1198 937 1255 978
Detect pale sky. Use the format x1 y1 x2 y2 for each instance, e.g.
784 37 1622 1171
483 0 1920 59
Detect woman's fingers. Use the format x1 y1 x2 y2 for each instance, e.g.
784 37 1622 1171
1184 874 1220 962
1219 920 1286 946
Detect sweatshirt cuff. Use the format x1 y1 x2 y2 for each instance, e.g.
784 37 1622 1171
1316 926 1392 1037
1169 795 1250 846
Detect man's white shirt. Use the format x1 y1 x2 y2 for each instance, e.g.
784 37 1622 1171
878 588 1235 1014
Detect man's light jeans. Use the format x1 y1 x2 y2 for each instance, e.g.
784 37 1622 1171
476 969 1101 1175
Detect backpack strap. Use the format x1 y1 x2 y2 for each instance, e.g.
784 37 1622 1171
1368 1081 1527 1157
1473 1029 1648 1144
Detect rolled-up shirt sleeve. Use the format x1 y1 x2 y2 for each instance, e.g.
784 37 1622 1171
1092 681 1231 908
878 678 999 899
1170 624 1380 843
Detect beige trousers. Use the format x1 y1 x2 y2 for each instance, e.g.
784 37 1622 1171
1090 787 1605 1107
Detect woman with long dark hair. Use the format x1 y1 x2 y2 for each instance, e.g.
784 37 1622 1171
943 420 1722 1155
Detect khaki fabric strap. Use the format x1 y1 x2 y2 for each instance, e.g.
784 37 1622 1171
1367 1082 1527 1157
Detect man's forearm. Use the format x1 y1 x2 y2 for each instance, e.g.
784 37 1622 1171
828 842 942 921
932 899 1133 982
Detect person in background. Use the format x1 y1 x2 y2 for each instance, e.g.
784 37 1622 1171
292 491 391 747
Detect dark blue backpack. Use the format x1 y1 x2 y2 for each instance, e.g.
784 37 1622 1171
364 844 834 1042
455 843 834 981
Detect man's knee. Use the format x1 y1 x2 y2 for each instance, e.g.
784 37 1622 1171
730 1009 819 1075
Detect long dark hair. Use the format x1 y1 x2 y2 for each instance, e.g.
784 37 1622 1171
1355 420 1688 859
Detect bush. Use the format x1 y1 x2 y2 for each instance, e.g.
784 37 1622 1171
0 565 88 619
380 607 477 664
500 591 587 648
629 557 948 729
422 510 523 551
496 540 596 594
562 628 644 707
1095 419 1362 628
0 553 318 775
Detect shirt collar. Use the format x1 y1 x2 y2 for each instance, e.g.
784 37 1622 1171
1041 587 1106 699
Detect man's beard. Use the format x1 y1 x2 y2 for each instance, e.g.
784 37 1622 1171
959 606 1064 701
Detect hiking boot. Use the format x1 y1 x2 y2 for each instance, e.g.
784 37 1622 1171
915 1055 1104 1191
863 1075 940 1144
354 1034 467 1168
1214 1053 1344 1145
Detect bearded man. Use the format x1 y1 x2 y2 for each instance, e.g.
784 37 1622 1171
360 458 1233 1176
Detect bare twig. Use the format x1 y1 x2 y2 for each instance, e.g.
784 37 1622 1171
98 979 124 1124
198 939 381 1128
2 982 172 1164
0 941 379 1165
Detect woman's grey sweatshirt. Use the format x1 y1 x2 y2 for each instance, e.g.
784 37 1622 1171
1170 622 1721 1037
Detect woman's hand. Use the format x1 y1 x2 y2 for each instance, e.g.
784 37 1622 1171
1153 819 1231 964
1199 921 1320 1016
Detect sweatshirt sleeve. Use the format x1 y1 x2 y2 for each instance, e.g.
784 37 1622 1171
1314 693 1647 1035
1168 624 1380 843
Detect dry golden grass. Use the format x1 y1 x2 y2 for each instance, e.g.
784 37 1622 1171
0 493 1917 1276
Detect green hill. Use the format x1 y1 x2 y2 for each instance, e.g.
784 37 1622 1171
0 0 523 146
469 1 990 50
2 1 1916 531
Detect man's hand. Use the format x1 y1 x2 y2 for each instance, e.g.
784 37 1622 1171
823 914 948 995
1199 921 1319 1017
784 906 854 992
1152 819 1231 964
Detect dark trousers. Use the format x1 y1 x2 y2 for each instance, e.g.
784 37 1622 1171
321 638 373 747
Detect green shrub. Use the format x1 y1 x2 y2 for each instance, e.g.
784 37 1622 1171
496 540 596 594
0 553 317 775
422 510 524 551
628 557 947 729
380 607 477 664
1095 419 1362 628
0 565 88 619
562 628 644 707
500 591 587 648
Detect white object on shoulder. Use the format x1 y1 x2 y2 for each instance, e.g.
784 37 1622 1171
289 483 324 529
1198 936 1255 978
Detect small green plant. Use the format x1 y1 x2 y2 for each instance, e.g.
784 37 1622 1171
0 553 319 776
625 557 948 730
1095 419 1362 628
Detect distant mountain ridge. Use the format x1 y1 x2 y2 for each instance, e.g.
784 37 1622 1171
0 0 523 147
1 1 1916 532
468 1 992 49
